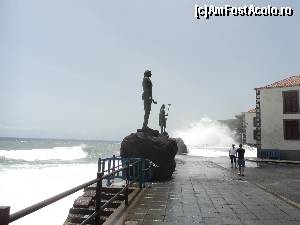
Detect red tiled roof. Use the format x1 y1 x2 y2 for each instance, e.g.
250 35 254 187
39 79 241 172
256 75 300 89
247 108 256 113
242 108 256 114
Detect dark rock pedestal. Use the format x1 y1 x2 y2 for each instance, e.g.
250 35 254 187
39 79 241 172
120 128 178 181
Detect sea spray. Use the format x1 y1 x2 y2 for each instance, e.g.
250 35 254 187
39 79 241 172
172 117 237 148
172 118 257 157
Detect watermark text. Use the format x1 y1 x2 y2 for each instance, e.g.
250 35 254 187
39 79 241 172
195 4 294 19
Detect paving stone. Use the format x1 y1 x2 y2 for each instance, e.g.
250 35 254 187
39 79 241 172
236 212 258 220
241 219 263 225
124 220 143 225
163 215 185 222
143 214 165 222
259 219 285 225
126 212 147 220
281 220 300 225
123 156 300 225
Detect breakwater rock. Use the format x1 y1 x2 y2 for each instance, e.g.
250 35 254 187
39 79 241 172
120 128 178 181
175 138 188 154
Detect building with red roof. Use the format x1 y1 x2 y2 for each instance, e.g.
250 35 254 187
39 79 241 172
254 75 300 160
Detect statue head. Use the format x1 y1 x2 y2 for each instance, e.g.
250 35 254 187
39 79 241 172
144 70 152 77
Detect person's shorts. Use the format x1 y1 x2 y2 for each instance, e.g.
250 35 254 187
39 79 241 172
230 155 236 162
237 159 245 167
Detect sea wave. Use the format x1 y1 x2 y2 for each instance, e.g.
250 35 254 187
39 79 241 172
0 145 88 162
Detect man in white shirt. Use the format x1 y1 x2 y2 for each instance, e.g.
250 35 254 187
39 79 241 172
229 144 237 168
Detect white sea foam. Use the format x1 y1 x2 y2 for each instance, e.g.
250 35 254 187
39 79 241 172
172 117 237 148
0 145 87 161
172 118 257 158
0 139 118 225
0 163 97 225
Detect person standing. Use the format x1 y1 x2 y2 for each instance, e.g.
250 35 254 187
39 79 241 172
142 70 157 129
229 144 237 168
236 144 246 176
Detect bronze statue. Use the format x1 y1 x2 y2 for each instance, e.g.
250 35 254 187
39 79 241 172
159 104 167 134
142 70 157 129
159 104 171 134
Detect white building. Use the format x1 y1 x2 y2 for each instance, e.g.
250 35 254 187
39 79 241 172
243 108 256 146
255 75 300 160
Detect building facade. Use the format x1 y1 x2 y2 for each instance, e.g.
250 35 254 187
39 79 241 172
255 75 300 160
244 109 257 146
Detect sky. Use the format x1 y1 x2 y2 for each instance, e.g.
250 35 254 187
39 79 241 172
0 0 299 140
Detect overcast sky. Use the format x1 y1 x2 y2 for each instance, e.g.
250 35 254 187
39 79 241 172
0 0 299 140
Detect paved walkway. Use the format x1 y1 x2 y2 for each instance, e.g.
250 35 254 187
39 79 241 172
123 156 300 225
213 156 300 207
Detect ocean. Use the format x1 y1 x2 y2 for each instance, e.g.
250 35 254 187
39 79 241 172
0 137 120 225
0 136 257 225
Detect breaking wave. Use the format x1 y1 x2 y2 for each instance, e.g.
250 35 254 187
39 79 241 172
0 145 88 162
172 117 237 148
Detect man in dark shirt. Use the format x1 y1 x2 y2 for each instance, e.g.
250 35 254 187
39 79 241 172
236 144 245 176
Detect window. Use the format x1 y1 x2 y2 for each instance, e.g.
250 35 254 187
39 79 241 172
253 129 257 140
283 91 299 113
253 117 256 127
284 120 299 140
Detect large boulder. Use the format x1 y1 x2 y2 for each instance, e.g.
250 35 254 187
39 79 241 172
120 128 178 181
175 138 188 154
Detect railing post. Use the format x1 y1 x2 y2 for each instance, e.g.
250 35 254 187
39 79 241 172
0 206 10 225
139 159 145 188
125 162 129 206
142 159 146 187
112 155 115 171
138 159 142 188
98 158 102 173
107 159 111 186
95 172 103 225
101 159 105 174
117 158 120 177
112 155 116 183
108 159 111 174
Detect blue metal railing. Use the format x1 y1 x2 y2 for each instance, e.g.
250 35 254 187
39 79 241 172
260 150 281 160
98 155 152 187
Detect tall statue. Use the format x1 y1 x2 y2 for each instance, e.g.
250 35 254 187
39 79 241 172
159 104 167 134
142 70 157 129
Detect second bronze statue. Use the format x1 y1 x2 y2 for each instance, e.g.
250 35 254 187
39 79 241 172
159 104 167 134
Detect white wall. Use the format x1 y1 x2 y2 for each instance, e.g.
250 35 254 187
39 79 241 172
260 86 300 151
244 112 256 145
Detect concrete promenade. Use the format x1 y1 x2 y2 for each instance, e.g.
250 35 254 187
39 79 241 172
123 156 300 225
213 157 300 207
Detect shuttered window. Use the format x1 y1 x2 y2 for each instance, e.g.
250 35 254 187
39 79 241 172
253 129 257 140
283 91 299 113
284 120 299 140
253 117 256 127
